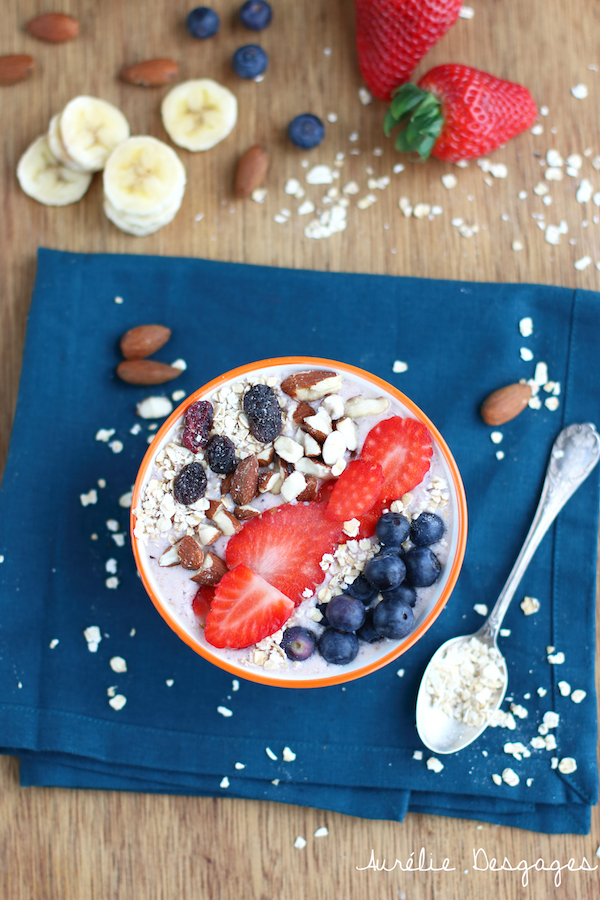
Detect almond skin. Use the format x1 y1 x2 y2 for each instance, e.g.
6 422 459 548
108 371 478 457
234 145 269 198
230 455 259 506
0 54 34 85
120 324 171 360
121 58 179 87
116 359 182 385
480 382 532 426
25 13 79 42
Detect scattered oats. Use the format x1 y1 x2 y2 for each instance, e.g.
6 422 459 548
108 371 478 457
327 112 338 122
558 757 577 774
96 428 115 442
251 187 267 203
576 178 594 203
540 105 549 116
567 154 583 171
490 163 508 179
504 741 531 760
232 679 239 691
455 160 469 168
399 197 413 216
537 687 547 697
114 296 123 304
431 205 443 215
442 173 458 189
130 423 142 434
413 750 423 760
474 604 488 616
304 203 347 238
451 216 464 226
492 773 502 785
534 361 548 386
529 395 542 409
80 489 98 507
557 680 571 697
283 747 296 762
496 450 505 460
546 149 564 167
109 656 127 673
342 180 360 195
112 533 125 547
166 679 174 686
105 577 119 589
49 639 59 649
323 46 331 55
571 689 586 703
220 776 230 788
520 596 540 615
357 193 377 209
459 5 474 17
314 827 329 838
265 747 277 760
367 175 390 190
106 519 119 532
520 347 534 361
531 124 544 135
271 778 280 785
358 87 372 105
551 757 558 769
574 255 592 270
413 203 431 218
512 240 524 251
274 213 288 224
545 167 564 182
235 762 245 770
427 757 444 773
171 359 187 371
397 669 405 678
109 440 124 454
297 199 315 215
490 431 503 444
544 396 560 411
392 360 408 373
500 628 511 637
571 83 589 99
349 131 359 142
530 736 546 749
109 694 126 710
544 224 562 244
217 706 233 717
518 190 528 199
194 212 204 222
502 768 520 786
393 163 405 174
519 317 533 336
294 836 307 850
548 651 565 664
130 628 136 637
84 626 102 652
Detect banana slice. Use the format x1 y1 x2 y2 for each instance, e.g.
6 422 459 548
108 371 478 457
17 135 92 206
47 113 87 172
161 78 237 151
103 195 183 236
103 135 186 217
60 96 130 171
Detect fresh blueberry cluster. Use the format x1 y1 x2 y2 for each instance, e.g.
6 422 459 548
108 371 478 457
186 5 272 79
280 511 445 667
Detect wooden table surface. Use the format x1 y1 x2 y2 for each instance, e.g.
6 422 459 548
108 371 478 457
1 1 600 897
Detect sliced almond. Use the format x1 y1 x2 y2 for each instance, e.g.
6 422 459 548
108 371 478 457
321 394 345 420
322 431 347 466
335 416 358 451
177 535 204 570
303 409 332 443
281 471 307 502
295 458 332 479
206 499 224 520
158 545 180 567
191 552 227 586
281 370 343 401
230 455 259 505
256 446 274 466
197 523 221 545
296 475 318 502
235 505 261 520
303 432 322 457
276 456 295 478
212 508 243 536
116 359 182 385
120 324 171 360
481 383 533 425
344 396 390 418
258 471 281 493
273 435 304 464
293 401 314 424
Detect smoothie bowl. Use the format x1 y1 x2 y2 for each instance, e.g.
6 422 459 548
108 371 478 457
131 357 467 687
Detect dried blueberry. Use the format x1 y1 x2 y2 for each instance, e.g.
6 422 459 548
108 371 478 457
281 626 317 661
243 384 282 442
205 434 238 475
173 462 207 505
182 400 213 453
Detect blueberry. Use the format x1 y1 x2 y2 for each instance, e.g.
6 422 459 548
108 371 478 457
375 512 410 548
186 6 220 38
232 44 268 78
205 435 238 475
356 609 383 644
364 553 406 591
346 574 378 606
281 626 317 661
381 582 417 607
288 114 325 149
316 602 330 627
239 0 272 30
404 547 441 587
410 512 445 547
372 598 414 639
325 594 366 633
318 628 359 665
243 383 282 442
173 462 207 505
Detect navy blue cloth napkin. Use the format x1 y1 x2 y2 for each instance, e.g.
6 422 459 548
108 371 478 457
0 248 598 834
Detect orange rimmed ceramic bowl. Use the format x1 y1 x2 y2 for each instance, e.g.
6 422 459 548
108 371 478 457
131 357 467 688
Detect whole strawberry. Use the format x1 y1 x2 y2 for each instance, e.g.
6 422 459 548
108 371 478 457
354 0 463 101
384 64 537 161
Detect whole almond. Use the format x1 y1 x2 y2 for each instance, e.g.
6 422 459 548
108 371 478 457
191 552 227 586
121 58 179 87
120 324 171 360
0 54 34 86
25 13 79 42
177 536 204 570
230 455 259 506
234 145 269 198
480 382 532 426
116 359 182 385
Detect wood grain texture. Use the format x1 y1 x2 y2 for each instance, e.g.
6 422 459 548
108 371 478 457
1 1 600 898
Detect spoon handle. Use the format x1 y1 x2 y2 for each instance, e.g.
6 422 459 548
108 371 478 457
481 423 600 639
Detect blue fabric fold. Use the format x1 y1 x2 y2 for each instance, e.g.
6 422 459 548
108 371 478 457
0 248 598 833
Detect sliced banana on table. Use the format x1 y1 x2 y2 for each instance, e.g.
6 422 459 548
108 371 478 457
17 134 93 206
103 135 186 235
161 78 237 151
48 114 87 172
59 96 130 172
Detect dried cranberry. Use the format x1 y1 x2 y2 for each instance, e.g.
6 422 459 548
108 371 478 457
173 462 207 505
182 400 213 452
205 434 238 475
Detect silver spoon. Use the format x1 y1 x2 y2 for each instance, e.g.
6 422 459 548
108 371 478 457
416 422 600 754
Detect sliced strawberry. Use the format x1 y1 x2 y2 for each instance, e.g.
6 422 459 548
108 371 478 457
326 459 384 522
225 502 343 606
204 565 294 649
315 479 336 503
354 500 386 540
191 585 214 625
361 416 433 504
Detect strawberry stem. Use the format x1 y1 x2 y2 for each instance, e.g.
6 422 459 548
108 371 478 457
384 84 444 160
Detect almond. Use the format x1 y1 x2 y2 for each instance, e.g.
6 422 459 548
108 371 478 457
121 58 179 87
281 370 342 401
25 13 79 42
293 401 313 424
344 396 390 418
177 536 204 570
296 475 318 502
234 145 269 198
120 324 171 359
191 552 227 586
480 382 532 426
256 445 274 466
116 359 182 385
0 54 34 85
212 508 243 536
258 471 281 493
196 523 220 545
230 455 259 505
206 500 224 520
235 505 261 520
220 472 235 496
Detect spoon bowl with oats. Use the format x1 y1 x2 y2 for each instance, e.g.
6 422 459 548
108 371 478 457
416 422 600 754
